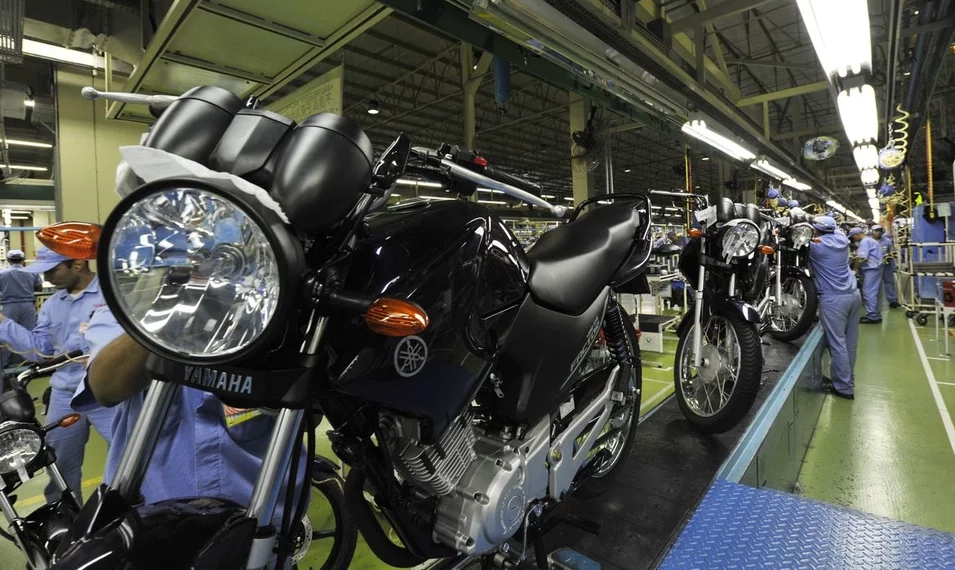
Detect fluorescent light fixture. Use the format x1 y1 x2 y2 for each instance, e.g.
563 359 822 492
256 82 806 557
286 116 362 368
563 197 574 202
1 165 48 172
624 169 631 173
477 200 508 205
853 144 879 171
825 200 847 213
681 120 756 162
782 178 812 191
860 167 880 186
23 100 35 108
1 139 52 149
541 194 556 199
750 158 791 180
421 196 455 201
396 179 443 188
796 0 872 79
8 215 29 220
837 85 879 145
701 156 710 161
22 39 103 69
478 187 505 194
866 187 877 199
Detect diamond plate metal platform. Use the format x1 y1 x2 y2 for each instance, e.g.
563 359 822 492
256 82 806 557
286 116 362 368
660 479 955 569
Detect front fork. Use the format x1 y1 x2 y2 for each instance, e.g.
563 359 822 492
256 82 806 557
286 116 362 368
692 237 706 368
0 463 73 570
109 313 327 570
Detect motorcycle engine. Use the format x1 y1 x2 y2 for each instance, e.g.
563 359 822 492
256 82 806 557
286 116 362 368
379 410 544 555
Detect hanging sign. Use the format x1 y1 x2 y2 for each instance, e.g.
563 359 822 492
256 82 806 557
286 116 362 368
266 65 344 121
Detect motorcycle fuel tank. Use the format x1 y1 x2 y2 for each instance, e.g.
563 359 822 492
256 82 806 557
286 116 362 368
329 200 528 440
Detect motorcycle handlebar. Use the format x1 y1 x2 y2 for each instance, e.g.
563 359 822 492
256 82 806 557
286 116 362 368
14 350 87 385
483 163 542 196
81 87 179 109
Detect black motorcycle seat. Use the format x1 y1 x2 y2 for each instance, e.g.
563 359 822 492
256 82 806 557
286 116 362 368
527 204 640 315
653 243 683 257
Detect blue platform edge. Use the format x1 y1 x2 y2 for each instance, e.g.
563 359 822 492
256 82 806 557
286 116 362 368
659 480 955 570
715 325 823 483
661 326 955 569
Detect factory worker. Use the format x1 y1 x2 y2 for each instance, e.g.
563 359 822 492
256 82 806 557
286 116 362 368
808 216 860 400
0 249 43 378
849 227 884 324
871 224 899 308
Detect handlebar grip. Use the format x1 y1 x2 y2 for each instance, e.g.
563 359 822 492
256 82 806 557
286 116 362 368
483 164 541 196
38 350 86 369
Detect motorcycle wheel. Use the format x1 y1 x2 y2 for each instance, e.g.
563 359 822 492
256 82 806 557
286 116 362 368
292 470 357 570
576 308 642 498
768 275 819 342
674 310 762 434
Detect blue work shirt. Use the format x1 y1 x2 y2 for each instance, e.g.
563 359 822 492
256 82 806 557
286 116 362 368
0 277 105 392
808 232 857 296
0 265 42 304
855 236 883 270
73 306 306 528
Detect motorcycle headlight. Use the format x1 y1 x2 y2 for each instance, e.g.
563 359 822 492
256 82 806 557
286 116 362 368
790 224 814 248
721 220 761 258
99 179 304 364
0 424 42 475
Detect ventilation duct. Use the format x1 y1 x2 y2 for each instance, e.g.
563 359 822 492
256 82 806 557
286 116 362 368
0 0 25 63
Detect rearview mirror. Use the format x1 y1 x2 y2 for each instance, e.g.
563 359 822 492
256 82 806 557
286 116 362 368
372 134 411 191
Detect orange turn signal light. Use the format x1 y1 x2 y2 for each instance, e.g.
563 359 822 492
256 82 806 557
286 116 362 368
37 222 101 260
759 245 776 255
688 228 704 238
58 413 82 429
365 298 429 337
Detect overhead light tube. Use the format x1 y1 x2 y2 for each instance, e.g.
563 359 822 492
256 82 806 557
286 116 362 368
22 39 103 69
750 158 791 180
853 144 879 171
0 139 52 149
782 179 812 191
838 85 879 145
796 0 872 79
681 120 756 162
396 179 443 188
1 165 48 171
860 167 880 186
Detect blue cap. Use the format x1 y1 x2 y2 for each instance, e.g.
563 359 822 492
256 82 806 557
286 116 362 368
848 227 865 238
6 249 24 260
22 247 72 274
871 224 884 232
812 216 836 233
767 189 780 199
788 200 799 208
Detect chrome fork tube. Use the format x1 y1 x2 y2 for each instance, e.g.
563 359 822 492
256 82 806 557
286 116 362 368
692 237 706 368
0 491 47 569
775 249 783 302
728 274 736 298
111 380 179 502
245 408 304 527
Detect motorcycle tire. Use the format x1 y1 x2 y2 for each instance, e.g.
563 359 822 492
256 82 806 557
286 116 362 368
575 310 642 498
769 275 819 342
292 471 358 570
674 310 762 435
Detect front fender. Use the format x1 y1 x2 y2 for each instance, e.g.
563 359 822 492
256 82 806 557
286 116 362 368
678 290 761 339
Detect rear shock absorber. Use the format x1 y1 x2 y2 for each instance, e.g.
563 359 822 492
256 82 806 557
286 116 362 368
603 297 632 365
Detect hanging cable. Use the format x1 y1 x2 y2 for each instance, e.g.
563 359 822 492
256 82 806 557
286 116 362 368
927 118 935 219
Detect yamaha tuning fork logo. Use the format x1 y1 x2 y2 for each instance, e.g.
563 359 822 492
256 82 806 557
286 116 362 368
394 335 428 377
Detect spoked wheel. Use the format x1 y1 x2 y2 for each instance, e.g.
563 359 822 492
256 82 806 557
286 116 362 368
576 303 643 498
291 469 357 570
768 275 818 342
674 311 762 434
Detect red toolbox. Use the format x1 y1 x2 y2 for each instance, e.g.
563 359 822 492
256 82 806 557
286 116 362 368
943 280 955 308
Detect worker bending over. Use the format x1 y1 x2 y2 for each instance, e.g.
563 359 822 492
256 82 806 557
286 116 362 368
849 227 884 324
808 217 861 400
871 224 899 308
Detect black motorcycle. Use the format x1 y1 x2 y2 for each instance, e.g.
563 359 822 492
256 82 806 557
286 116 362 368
44 86 654 570
0 351 86 569
674 198 768 434
755 210 818 341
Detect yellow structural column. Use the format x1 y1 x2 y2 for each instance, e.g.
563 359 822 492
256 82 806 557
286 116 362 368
569 95 595 206
55 68 146 224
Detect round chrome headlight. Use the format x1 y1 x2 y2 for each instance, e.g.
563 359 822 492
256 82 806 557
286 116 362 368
100 179 304 364
790 224 814 248
721 220 761 258
0 424 42 475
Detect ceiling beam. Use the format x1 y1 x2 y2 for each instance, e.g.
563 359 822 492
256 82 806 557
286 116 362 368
670 0 774 33
723 58 819 72
737 81 830 107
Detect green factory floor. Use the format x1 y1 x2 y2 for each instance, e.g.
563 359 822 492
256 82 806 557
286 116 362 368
796 309 955 534
0 337 679 569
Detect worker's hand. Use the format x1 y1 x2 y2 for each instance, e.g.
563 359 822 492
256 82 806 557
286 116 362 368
0 312 5 322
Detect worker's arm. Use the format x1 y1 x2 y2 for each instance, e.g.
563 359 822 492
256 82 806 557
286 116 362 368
87 333 151 407
34 274 43 292
0 301 56 362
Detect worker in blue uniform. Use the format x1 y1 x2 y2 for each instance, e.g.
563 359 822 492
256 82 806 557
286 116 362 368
0 249 43 379
0 247 114 501
808 216 861 400
849 227 884 324
871 224 899 308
